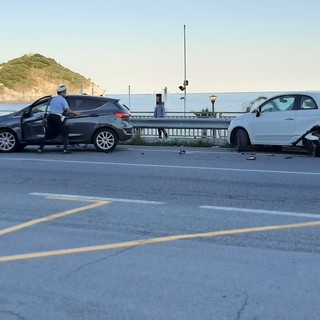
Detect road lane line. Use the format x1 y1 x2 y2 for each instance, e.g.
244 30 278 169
2 157 320 176
30 193 164 204
200 205 320 219
0 199 109 237
1 219 320 263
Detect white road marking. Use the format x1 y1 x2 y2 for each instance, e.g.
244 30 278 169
31 193 320 218
2 157 320 176
30 192 165 204
200 205 320 219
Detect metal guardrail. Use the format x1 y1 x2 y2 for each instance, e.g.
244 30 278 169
130 116 232 140
130 117 231 129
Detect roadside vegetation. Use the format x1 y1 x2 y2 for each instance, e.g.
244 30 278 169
242 96 267 112
121 136 220 147
193 108 216 117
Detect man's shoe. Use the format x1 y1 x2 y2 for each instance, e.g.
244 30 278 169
37 149 43 153
63 149 71 154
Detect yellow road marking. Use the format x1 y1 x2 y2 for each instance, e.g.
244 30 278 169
0 198 109 237
1 219 320 263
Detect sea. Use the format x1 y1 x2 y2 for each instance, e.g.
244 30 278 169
0 91 306 115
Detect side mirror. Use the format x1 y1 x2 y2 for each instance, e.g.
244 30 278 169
256 107 261 117
23 109 31 118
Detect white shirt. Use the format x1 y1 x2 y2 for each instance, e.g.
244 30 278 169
50 95 69 114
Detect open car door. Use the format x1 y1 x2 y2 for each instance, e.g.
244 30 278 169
21 97 51 142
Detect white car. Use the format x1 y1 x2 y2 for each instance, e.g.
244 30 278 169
227 92 320 156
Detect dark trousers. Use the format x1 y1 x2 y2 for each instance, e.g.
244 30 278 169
158 128 168 138
39 114 69 151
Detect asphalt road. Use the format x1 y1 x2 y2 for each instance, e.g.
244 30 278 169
0 145 320 320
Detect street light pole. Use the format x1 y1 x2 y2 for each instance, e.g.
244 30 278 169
178 25 188 116
210 95 217 113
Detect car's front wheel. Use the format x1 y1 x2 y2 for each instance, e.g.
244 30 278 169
93 128 118 153
0 129 18 153
235 128 249 152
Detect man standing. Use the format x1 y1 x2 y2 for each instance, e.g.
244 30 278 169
38 85 81 153
154 93 168 139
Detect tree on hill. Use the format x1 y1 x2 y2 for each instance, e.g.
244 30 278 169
0 53 104 102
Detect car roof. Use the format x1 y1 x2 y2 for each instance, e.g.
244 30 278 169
269 91 320 100
27 94 120 106
66 94 119 102
253 91 320 108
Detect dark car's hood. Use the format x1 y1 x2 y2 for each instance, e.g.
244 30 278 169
0 109 15 114
0 113 14 120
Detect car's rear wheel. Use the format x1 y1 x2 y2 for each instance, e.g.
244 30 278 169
93 128 118 153
304 139 320 157
235 128 249 152
0 129 18 153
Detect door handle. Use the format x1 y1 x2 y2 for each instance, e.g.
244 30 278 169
285 118 294 120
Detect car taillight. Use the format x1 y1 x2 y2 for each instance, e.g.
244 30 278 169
114 112 130 119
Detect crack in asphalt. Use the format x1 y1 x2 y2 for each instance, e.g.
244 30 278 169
0 310 26 320
58 230 158 280
58 245 138 280
235 292 249 320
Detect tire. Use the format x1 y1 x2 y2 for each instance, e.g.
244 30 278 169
304 139 320 157
0 129 18 153
235 128 249 152
93 128 118 153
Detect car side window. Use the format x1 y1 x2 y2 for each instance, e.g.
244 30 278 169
67 98 106 111
22 102 49 119
261 96 295 113
31 102 49 115
300 96 318 110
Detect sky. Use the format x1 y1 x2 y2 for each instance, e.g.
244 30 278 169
1 0 320 94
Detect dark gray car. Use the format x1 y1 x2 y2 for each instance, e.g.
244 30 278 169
0 94 133 153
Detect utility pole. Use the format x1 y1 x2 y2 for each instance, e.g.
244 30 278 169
128 85 131 110
178 25 188 116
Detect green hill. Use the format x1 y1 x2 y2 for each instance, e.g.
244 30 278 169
0 53 104 102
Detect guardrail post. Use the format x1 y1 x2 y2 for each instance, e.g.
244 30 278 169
201 129 207 138
134 128 141 139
